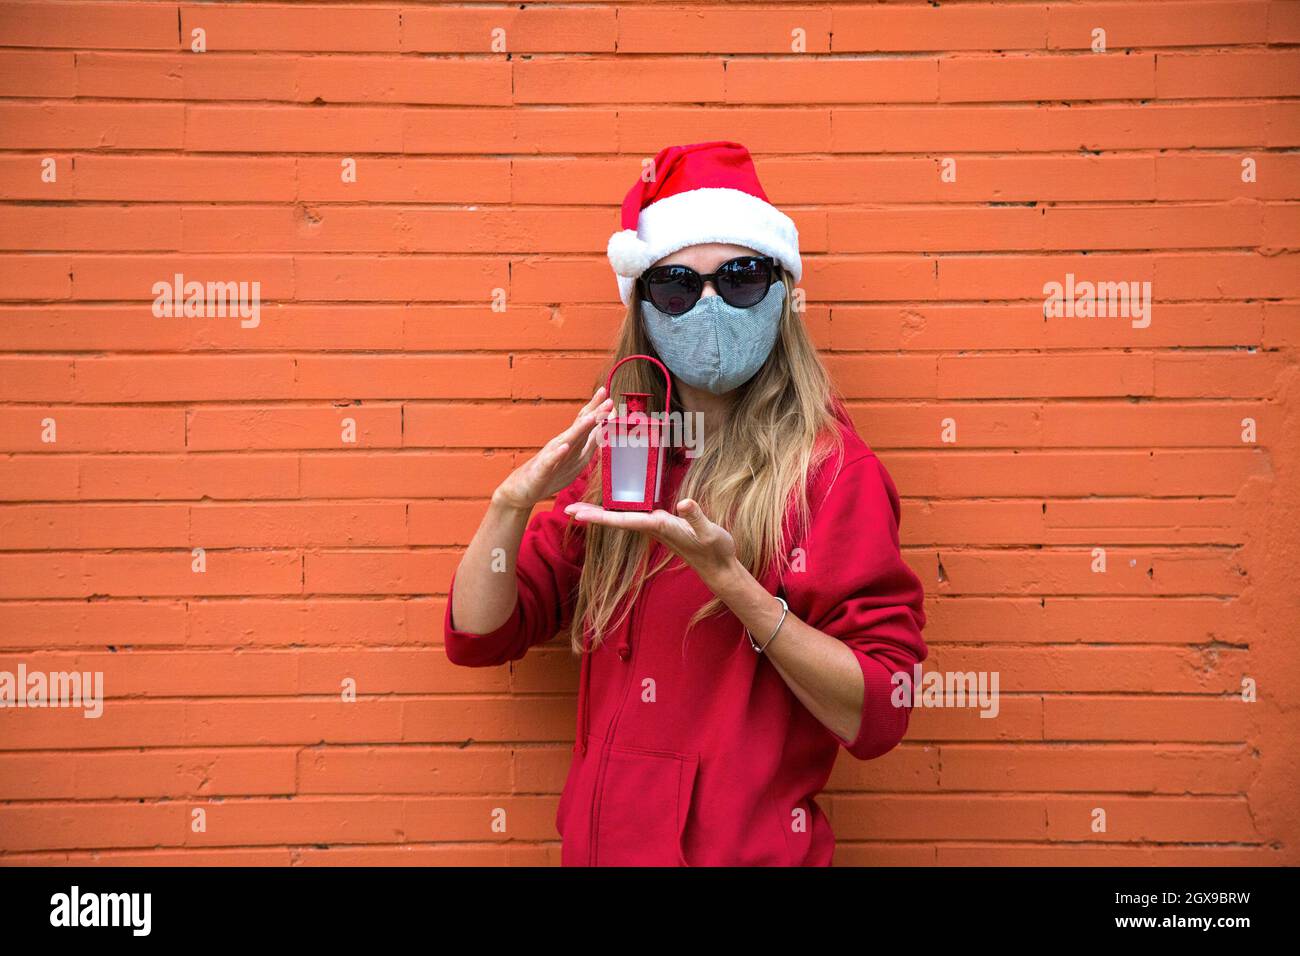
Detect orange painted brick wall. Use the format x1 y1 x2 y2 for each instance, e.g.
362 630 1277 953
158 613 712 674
0 0 1298 866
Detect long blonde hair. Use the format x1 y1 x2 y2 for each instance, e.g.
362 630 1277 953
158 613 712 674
565 267 846 652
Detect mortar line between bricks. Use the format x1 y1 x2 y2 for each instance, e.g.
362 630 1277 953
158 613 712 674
4 84 1300 102
0 796 1267 811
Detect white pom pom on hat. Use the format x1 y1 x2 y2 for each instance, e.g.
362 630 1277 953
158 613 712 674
607 142 801 306
607 229 656 278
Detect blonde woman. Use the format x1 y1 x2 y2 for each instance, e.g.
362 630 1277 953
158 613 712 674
445 142 928 866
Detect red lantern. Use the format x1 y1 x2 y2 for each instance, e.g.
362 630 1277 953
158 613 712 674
600 354 672 512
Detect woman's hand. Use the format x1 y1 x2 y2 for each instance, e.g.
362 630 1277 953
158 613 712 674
494 387 614 511
563 497 741 593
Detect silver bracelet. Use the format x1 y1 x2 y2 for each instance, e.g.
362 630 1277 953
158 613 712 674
747 596 788 654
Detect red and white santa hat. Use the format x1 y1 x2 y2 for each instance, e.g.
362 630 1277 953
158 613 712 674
607 141 801 306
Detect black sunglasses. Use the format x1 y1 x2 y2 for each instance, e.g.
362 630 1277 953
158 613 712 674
638 255 777 316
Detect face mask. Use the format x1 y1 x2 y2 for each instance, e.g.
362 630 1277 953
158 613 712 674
640 281 785 395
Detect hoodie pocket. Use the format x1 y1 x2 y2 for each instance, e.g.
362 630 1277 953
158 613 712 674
594 745 698 867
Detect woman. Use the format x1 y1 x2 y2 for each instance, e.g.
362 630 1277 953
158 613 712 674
445 142 927 866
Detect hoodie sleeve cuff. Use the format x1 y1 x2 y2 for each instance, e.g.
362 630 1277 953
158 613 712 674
443 571 527 667
832 649 911 761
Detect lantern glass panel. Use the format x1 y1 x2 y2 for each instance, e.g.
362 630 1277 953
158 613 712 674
610 435 650 502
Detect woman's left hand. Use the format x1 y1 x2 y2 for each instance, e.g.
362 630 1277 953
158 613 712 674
564 498 739 593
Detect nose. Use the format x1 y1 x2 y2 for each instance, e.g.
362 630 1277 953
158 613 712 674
699 279 718 299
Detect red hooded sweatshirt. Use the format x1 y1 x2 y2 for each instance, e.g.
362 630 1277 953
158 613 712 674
443 411 928 866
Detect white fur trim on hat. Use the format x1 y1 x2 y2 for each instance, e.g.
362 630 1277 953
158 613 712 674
609 187 801 305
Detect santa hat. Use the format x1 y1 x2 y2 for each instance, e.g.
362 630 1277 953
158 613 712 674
606 141 801 306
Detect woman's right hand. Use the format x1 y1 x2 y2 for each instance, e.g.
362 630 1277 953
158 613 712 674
492 386 614 511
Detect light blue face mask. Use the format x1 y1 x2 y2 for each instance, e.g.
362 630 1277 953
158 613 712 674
640 281 785 395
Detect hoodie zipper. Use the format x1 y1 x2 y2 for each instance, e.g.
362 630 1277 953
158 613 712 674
586 584 648 866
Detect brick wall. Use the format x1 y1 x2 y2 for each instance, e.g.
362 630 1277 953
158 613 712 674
0 0 1297 865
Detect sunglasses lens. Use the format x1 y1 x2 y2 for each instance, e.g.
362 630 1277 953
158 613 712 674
717 258 772 308
644 266 700 315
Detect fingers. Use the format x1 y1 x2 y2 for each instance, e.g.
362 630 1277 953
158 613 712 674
533 440 570 481
547 406 611 481
570 387 611 436
555 394 613 452
531 390 612 498
564 503 659 534
579 386 608 417
576 417 603 463
565 504 693 551
546 416 602 489
676 498 711 533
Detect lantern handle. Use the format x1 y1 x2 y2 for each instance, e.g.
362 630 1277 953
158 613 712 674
604 353 671 418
